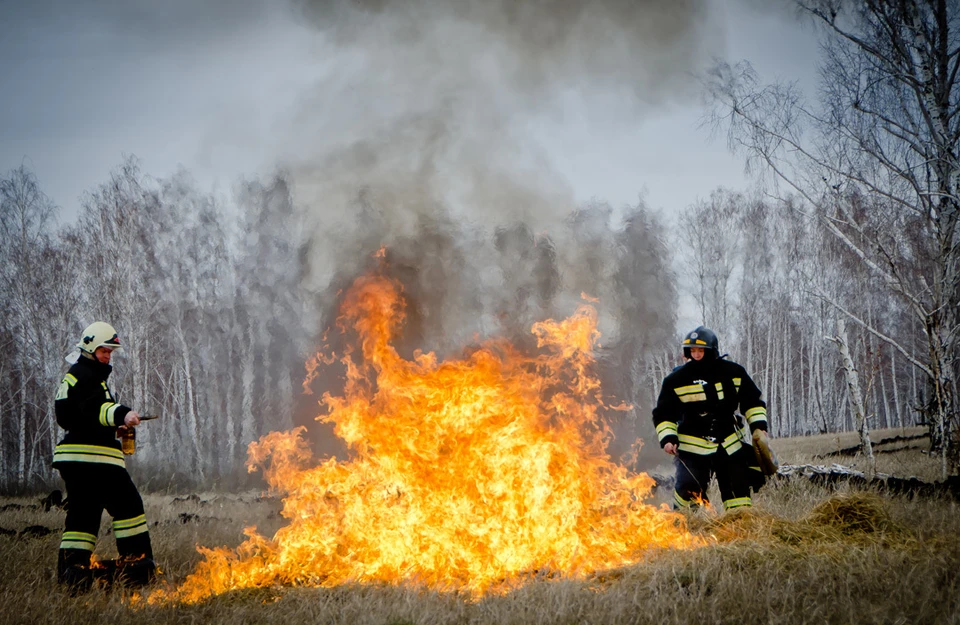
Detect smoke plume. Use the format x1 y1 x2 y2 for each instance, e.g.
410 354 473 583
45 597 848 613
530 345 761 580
280 0 707 462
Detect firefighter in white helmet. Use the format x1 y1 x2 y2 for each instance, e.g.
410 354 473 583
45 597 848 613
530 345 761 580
52 322 156 591
652 326 770 511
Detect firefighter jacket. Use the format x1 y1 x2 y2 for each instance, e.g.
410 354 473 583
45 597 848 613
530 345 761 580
652 356 767 457
52 355 131 469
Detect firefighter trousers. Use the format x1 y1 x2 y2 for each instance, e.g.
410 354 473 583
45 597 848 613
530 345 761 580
55 462 153 570
673 446 753 511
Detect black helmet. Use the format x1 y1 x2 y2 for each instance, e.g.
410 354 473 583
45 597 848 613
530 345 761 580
681 326 719 359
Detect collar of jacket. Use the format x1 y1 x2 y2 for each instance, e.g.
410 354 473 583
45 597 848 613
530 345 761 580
76 354 113 378
683 353 730 371
682 358 713 372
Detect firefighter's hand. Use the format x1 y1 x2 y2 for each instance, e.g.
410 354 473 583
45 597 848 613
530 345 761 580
752 429 767 443
663 442 678 456
124 412 141 427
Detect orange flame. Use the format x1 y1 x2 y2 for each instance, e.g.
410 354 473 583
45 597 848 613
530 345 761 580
152 273 698 604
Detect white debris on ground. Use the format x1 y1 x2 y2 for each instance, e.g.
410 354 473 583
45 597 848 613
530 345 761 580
776 464 892 480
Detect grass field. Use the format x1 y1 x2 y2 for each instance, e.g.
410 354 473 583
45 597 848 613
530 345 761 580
1 426 957 625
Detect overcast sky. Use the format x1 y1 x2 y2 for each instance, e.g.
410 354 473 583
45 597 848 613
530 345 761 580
0 0 819 226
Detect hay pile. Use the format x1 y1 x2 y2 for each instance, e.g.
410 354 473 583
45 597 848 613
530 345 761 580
687 492 905 545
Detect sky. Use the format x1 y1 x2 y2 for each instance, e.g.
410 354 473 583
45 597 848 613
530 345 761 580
0 0 820 227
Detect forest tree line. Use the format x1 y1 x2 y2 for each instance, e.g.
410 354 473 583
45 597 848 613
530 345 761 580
3 1 959 492
0 156 948 494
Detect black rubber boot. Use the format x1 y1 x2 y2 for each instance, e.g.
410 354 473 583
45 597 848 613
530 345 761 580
61 565 93 594
116 557 157 588
57 549 93 594
91 559 119 589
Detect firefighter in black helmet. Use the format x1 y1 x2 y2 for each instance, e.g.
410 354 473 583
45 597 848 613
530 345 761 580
652 326 769 511
52 322 156 592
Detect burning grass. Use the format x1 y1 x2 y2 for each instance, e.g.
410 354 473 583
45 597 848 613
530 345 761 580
2 478 959 625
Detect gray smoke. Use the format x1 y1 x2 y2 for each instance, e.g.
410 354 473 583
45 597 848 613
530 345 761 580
288 0 714 295
287 0 716 233
285 0 704 461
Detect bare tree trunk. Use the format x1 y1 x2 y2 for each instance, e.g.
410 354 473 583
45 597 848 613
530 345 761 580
879 351 891 430
784 326 793 436
176 326 205 483
0 360 6 479
891 347 903 429
225 336 239 478
925 320 954 479
764 321 775 433
807 339 818 434
12 352 36 490
912 359 919 426
799 330 807 435
222 364 236 479
240 323 257 452
829 320 875 476
779 325 786 436
17 378 26 488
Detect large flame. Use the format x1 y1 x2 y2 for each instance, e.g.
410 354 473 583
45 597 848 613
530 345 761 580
154 272 697 604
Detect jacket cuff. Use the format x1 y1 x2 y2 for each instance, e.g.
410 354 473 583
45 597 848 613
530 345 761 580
113 405 132 427
99 402 126 427
745 406 767 432
656 421 679 447
659 435 679 448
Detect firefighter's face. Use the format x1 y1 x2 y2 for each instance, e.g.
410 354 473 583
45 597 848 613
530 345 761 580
689 347 705 361
94 346 114 364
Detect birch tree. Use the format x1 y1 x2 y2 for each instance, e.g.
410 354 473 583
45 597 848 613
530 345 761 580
0 165 75 489
829 319 876 476
72 157 164 400
149 173 233 482
708 0 960 474
677 189 744 339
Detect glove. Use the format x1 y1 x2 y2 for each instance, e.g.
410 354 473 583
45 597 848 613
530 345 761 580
752 429 778 476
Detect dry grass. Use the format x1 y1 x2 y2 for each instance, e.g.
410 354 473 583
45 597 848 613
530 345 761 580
2 428 958 625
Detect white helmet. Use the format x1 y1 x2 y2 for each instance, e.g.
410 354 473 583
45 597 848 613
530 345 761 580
77 322 123 354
